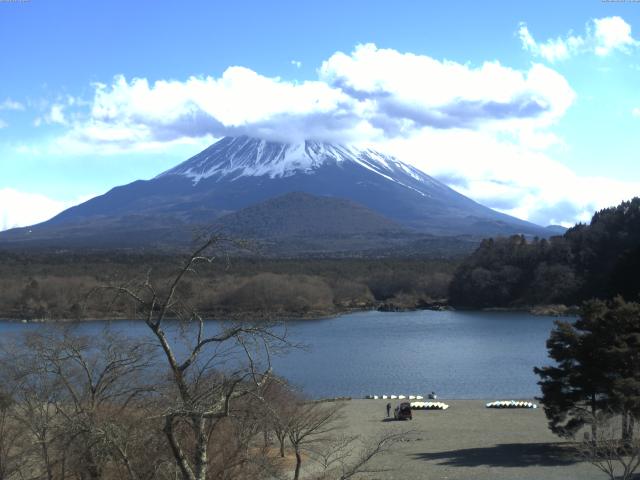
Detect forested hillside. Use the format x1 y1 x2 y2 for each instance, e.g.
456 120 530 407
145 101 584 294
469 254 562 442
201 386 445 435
449 198 640 308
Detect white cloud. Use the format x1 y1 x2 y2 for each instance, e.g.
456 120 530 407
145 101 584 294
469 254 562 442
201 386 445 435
632 107 640 117
48 104 67 125
375 129 640 227
518 24 583 62
54 69 352 151
319 44 574 131
0 189 92 232
593 16 638 55
291 60 302 68
53 43 573 154
0 98 24 111
0 98 24 129
35 103 71 127
519 16 638 62
26 42 636 227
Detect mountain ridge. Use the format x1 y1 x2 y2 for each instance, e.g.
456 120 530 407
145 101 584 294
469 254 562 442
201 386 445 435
0 136 561 252
215 191 404 237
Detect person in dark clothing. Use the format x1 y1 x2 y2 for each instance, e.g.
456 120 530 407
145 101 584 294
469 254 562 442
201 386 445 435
386 402 391 417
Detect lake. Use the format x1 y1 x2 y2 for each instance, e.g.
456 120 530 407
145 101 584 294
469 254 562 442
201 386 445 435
0 310 560 400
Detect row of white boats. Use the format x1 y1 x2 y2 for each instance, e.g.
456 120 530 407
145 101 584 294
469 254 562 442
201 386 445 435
485 400 538 409
364 395 449 410
365 394 425 400
410 401 450 410
364 396 537 410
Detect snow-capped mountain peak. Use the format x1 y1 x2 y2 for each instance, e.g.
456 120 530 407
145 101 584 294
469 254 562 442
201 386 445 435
158 136 434 193
0 135 554 250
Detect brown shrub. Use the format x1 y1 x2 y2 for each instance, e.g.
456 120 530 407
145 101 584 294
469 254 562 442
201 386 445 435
220 273 334 313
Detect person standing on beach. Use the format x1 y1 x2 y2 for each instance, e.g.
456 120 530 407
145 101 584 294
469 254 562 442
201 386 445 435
386 402 391 417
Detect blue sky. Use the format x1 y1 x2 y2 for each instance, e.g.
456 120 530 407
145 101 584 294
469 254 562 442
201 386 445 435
1 0 639 229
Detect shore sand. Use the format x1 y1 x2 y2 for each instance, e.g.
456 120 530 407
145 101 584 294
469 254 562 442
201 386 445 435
328 399 604 480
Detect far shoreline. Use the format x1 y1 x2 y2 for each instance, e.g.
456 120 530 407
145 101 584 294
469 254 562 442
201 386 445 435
0 302 578 324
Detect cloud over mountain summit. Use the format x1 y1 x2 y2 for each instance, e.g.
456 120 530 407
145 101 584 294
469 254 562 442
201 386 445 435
57 43 573 151
5 16 640 231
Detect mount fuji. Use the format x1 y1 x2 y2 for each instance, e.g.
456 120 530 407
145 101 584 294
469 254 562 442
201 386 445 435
0 136 558 252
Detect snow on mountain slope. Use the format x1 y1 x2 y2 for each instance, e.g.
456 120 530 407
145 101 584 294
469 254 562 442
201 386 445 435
0 135 556 251
158 136 444 197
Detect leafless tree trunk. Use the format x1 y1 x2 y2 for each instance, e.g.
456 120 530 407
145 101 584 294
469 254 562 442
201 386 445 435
286 401 344 480
1 327 162 480
579 411 640 480
1 339 59 480
307 430 413 480
335 431 411 480
35 330 156 480
0 388 27 480
108 236 290 480
259 377 298 458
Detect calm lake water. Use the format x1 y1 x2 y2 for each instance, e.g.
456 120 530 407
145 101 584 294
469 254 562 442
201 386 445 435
0 310 559 399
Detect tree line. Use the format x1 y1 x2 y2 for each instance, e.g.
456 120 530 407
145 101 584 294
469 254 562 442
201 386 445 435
0 253 455 321
449 197 640 308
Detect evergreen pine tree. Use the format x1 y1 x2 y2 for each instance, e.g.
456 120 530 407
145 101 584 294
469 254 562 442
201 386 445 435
535 297 640 439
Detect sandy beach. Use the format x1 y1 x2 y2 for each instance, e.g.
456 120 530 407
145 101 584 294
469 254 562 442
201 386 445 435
328 399 603 480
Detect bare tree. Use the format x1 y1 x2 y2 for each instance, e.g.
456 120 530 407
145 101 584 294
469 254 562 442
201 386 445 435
333 430 410 480
0 328 162 480
204 395 282 480
308 430 412 480
3 343 63 480
0 387 27 480
287 401 344 480
107 236 290 480
32 330 158 480
260 377 299 458
579 411 640 480
308 434 359 476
